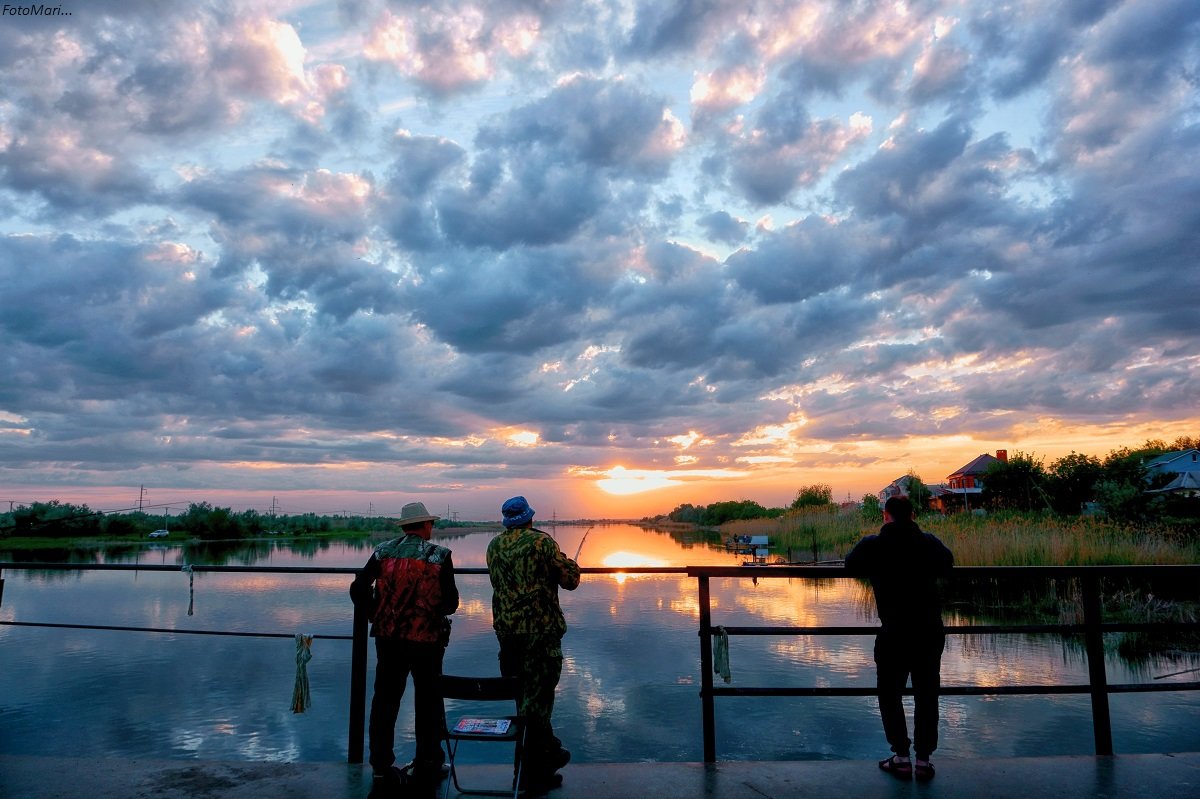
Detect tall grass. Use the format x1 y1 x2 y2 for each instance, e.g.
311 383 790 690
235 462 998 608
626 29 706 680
722 509 1200 566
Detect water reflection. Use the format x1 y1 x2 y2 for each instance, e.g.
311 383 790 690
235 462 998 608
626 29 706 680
1 524 1197 765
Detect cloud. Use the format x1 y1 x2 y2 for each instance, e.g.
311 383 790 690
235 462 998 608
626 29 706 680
0 0 1197 513
696 210 748 244
363 4 543 96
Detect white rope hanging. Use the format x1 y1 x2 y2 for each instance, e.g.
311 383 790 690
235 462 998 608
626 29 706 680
292 633 314 713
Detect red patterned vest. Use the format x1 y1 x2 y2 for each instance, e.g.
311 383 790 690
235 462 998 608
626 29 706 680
371 534 452 643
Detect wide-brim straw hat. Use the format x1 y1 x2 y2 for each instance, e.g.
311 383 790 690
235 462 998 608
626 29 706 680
398 501 440 525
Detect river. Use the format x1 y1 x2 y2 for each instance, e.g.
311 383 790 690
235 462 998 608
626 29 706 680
1 524 1197 764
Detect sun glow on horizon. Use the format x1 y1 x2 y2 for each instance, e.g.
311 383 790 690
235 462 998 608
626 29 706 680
587 464 744 495
601 550 670 583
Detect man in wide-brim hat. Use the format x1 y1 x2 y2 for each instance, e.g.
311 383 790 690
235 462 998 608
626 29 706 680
351 501 459 795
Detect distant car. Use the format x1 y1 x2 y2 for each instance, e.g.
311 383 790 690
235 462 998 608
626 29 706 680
148 529 170 538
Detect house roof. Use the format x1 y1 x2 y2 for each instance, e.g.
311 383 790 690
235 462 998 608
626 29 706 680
1146 449 1200 470
1148 472 1200 493
948 453 1001 478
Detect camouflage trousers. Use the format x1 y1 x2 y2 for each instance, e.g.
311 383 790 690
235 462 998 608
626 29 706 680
497 632 565 774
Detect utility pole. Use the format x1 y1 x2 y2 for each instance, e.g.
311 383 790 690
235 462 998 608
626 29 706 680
138 485 147 512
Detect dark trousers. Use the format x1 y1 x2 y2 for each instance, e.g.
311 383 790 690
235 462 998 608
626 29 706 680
497 632 564 776
368 637 445 775
874 630 946 760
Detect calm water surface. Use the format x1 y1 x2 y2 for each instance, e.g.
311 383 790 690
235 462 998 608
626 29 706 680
1 525 1197 764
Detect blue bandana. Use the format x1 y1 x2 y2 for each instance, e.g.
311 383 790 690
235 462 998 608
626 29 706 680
501 495 536 528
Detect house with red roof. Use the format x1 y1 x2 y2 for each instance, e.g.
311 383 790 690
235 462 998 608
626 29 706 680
943 450 1008 511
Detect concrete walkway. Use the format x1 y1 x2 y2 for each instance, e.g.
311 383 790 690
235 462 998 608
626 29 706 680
3 753 1200 799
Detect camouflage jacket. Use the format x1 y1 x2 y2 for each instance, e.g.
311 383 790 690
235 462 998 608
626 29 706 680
349 534 459 642
486 526 580 637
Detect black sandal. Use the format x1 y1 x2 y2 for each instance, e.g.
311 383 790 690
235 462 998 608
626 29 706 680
879 755 913 779
914 759 935 781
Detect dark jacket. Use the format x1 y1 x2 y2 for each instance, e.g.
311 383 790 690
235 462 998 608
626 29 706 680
349 533 459 642
845 520 953 632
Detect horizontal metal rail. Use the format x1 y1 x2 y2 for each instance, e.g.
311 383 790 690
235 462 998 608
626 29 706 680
690 564 1200 762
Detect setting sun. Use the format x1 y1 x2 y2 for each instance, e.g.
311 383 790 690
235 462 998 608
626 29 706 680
592 465 744 496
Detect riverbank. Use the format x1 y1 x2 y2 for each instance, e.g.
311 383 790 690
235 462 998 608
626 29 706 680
0 523 505 553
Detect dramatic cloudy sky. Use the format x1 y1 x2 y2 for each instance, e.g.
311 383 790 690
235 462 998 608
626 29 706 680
1 0 1197 519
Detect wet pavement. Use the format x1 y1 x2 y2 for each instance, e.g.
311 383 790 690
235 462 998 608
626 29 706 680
3 752 1200 799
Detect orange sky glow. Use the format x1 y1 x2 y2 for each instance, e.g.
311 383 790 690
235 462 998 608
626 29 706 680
15 416 1195 521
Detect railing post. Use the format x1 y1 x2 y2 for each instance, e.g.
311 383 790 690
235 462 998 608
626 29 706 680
348 602 369 764
1082 574 1113 755
697 573 716 763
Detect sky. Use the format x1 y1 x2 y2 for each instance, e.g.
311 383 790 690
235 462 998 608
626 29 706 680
0 0 1197 521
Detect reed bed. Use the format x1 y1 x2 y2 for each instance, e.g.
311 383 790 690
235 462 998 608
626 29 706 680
721 509 1200 566
720 509 1200 661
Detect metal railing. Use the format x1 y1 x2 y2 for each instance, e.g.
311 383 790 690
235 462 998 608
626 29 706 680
2 562 1198 764
691 564 1200 762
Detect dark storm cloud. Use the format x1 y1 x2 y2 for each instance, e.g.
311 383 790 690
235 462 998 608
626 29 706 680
696 211 748 244
717 87 872 206
623 0 732 56
422 76 679 249
401 243 614 353
177 164 403 320
726 217 864 304
475 75 677 177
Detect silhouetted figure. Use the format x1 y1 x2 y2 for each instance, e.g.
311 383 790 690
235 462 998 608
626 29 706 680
351 502 458 798
487 496 580 792
845 495 953 782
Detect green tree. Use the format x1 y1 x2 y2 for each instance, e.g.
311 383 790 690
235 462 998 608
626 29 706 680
180 502 243 540
791 483 834 509
860 493 881 521
700 500 777 526
1046 451 1104 515
982 452 1051 512
903 472 933 512
9 501 101 537
1169 435 1199 451
668 503 703 524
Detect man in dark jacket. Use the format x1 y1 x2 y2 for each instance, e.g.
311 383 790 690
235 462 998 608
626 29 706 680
350 501 459 797
487 496 580 792
845 495 953 782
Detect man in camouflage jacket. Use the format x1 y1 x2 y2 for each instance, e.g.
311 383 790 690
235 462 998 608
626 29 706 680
487 496 580 791
350 501 459 795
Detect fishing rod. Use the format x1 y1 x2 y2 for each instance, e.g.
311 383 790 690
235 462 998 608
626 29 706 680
573 526 593 561
1154 665 1200 680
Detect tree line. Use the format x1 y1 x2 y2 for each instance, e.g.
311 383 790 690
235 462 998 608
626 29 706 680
663 436 1199 530
664 484 837 526
0 501 398 540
